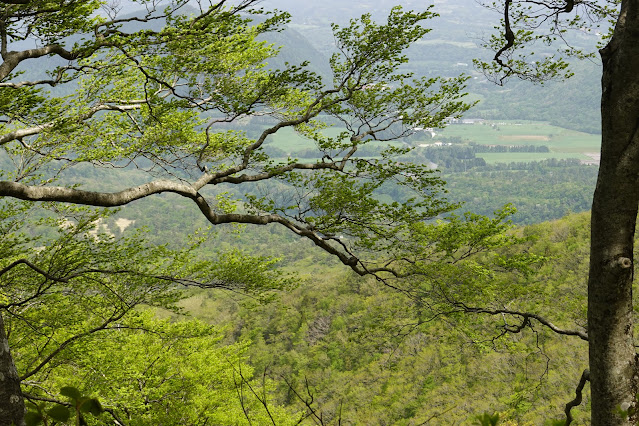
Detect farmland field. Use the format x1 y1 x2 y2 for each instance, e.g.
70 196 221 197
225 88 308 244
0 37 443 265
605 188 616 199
265 126 318 154
433 120 601 152
477 152 590 163
263 120 601 164
265 126 402 155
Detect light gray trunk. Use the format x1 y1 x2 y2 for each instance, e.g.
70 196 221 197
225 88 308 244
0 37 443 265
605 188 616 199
0 312 25 426
589 0 639 422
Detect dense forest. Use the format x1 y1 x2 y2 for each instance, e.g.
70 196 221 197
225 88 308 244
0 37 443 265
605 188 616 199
204 211 594 423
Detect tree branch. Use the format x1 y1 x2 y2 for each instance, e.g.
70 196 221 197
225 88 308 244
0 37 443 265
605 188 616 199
565 369 590 425
455 304 588 341
0 103 142 145
0 179 378 277
0 179 198 205
0 44 80 81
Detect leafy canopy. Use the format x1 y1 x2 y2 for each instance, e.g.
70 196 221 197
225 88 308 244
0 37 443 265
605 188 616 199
0 0 477 278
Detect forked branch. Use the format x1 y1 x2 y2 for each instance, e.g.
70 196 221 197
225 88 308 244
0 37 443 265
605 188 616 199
455 303 588 341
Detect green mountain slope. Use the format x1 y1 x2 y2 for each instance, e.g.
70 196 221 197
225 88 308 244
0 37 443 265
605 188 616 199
183 212 593 423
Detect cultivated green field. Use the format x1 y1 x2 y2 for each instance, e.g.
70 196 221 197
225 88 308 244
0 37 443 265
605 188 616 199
434 120 601 152
266 126 402 155
477 152 590 163
263 120 601 164
266 126 318 153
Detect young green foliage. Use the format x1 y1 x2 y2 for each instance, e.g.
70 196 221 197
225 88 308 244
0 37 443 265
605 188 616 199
0 200 296 424
0 1 474 279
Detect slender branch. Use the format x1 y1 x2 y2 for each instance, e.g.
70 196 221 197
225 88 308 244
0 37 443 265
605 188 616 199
0 0 256 85
232 365 253 426
210 161 340 185
231 365 277 426
103 407 129 426
491 0 582 83
493 0 516 83
224 56 362 178
565 369 590 425
456 304 588 340
0 259 60 280
0 103 141 145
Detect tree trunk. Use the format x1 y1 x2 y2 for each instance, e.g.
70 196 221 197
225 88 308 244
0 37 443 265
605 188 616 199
589 0 639 422
0 312 25 426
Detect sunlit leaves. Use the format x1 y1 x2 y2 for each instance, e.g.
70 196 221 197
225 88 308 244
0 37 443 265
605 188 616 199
25 386 103 426
0 2 550 424
326 6 473 138
22 313 296 425
330 6 435 82
3 1 103 44
0 1 482 282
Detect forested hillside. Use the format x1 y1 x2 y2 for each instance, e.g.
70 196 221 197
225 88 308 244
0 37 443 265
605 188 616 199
174 211 593 424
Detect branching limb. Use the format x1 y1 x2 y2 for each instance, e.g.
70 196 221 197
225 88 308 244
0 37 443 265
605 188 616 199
231 365 277 426
0 103 142 146
0 259 58 281
279 375 331 425
455 303 589 341
484 0 598 83
565 369 590 425
0 44 82 81
22 393 68 406
0 258 239 292
494 0 515 67
0 179 201 205
0 176 394 278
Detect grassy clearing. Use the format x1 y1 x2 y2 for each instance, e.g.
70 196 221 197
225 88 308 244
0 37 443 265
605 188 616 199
266 126 364 153
267 125 405 156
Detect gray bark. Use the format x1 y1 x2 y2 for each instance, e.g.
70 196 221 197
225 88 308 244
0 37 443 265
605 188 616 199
589 0 639 422
0 312 25 426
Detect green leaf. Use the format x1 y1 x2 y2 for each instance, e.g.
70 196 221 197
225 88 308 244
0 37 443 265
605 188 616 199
78 397 104 415
47 404 71 421
24 412 44 426
60 386 82 400
474 413 500 426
